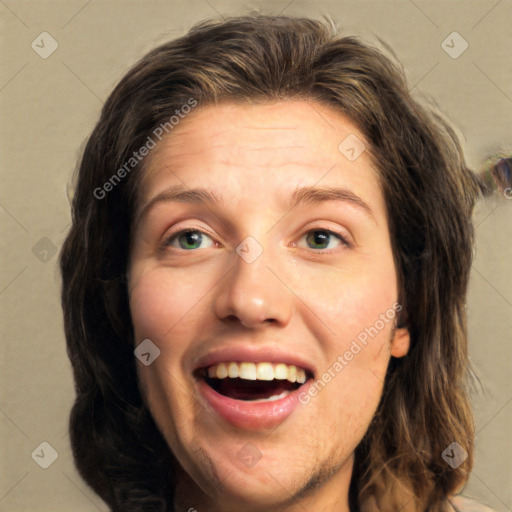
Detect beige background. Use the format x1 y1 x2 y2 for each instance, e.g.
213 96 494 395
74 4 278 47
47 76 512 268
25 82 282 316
0 1 511 511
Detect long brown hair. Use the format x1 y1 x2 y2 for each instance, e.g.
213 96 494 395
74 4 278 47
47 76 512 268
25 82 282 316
59 15 486 511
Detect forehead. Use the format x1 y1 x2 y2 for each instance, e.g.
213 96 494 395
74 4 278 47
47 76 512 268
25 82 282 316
136 100 383 217
146 101 366 166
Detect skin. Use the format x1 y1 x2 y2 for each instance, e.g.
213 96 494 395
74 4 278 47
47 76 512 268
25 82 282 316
127 100 410 512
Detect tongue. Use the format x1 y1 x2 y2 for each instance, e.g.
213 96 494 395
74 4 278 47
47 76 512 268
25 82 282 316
209 377 298 400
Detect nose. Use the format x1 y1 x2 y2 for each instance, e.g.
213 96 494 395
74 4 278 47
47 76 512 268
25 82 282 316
213 245 294 329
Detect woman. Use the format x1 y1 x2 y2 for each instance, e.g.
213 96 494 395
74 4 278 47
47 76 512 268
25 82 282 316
59 15 494 512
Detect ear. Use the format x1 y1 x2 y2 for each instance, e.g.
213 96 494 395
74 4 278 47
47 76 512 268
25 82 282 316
390 327 410 358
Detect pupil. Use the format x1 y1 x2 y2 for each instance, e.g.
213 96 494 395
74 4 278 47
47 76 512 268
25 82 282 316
309 231 329 248
181 231 201 249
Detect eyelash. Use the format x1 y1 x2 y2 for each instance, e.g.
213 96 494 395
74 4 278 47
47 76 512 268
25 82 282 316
160 227 351 253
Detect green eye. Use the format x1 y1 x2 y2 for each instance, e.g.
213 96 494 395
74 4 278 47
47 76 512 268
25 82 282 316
303 230 347 250
165 229 214 250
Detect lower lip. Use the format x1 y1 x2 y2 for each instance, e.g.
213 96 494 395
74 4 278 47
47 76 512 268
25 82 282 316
197 379 310 430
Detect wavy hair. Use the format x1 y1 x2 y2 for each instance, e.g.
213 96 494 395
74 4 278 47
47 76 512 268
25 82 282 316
59 15 486 511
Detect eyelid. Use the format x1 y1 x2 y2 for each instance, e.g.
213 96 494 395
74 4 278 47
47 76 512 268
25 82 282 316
296 227 352 252
159 225 218 251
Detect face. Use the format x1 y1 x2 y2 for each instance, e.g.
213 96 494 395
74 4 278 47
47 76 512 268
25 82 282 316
127 100 410 512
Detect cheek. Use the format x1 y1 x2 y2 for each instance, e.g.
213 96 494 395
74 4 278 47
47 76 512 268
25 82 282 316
128 267 214 417
297 258 398 347
319 335 389 450
129 269 206 442
129 267 212 343
297 255 397 420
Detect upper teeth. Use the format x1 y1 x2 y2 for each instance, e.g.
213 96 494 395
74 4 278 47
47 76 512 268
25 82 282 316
207 362 307 384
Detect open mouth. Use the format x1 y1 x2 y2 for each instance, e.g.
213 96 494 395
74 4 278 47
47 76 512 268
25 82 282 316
196 362 313 403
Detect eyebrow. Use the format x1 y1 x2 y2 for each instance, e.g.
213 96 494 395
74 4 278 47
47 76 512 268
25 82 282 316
134 183 374 228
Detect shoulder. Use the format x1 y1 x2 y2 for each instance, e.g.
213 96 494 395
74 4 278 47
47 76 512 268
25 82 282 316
451 495 498 512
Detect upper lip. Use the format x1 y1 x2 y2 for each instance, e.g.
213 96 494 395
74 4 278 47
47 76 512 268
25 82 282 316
192 344 316 378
